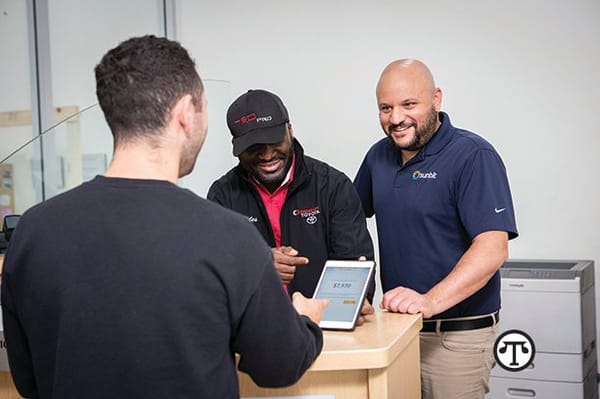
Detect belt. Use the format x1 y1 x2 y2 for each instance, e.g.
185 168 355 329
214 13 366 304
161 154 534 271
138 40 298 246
421 312 499 333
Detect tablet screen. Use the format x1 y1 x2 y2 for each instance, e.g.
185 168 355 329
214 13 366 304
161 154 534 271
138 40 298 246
313 260 375 330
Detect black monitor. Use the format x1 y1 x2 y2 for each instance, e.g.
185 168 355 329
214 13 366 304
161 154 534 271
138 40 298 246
0 215 20 254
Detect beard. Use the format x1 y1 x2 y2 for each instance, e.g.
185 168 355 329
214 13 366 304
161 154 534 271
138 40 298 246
178 130 206 178
178 150 200 178
248 150 293 187
389 107 439 151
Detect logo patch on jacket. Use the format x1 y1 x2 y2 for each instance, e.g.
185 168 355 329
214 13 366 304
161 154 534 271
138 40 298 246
292 206 320 225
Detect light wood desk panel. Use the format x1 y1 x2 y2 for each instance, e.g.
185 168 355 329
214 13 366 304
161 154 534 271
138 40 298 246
239 311 422 399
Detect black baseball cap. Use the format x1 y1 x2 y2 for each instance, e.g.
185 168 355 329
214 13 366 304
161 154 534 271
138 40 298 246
226 89 290 156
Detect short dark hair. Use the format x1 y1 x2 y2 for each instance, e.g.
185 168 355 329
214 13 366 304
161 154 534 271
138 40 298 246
95 35 204 144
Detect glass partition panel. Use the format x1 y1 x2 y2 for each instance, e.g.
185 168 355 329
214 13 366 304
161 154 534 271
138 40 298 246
0 0 36 221
1 79 232 216
42 0 165 201
0 104 111 215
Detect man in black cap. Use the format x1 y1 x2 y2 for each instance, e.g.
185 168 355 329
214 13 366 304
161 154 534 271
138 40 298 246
208 89 376 317
2 39 328 399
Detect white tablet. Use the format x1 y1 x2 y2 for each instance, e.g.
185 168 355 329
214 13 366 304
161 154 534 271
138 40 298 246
312 260 375 331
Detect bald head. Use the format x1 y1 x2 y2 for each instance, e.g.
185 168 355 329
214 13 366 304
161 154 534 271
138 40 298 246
377 59 436 96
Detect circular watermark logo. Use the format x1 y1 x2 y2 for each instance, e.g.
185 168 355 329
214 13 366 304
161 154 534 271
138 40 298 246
493 329 536 372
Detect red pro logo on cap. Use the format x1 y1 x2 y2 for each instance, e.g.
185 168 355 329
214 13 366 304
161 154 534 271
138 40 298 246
235 113 257 125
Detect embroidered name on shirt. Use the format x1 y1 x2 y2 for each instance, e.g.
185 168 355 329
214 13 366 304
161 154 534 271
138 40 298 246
412 170 437 180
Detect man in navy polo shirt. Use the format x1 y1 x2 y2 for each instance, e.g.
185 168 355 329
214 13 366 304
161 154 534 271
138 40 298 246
354 59 518 399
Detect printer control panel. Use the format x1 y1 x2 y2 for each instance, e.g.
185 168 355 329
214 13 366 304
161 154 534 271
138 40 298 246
505 269 559 279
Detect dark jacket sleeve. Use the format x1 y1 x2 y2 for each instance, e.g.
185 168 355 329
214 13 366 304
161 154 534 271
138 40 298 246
327 173 376 302
231 260 323 387
1 271 39 398
206 181 225 206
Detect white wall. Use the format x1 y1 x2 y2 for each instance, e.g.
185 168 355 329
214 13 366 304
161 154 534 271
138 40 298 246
175 0 600 332
2 0 599 362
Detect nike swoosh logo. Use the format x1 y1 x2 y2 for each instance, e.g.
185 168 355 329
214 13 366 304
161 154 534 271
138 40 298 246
494 207 506 214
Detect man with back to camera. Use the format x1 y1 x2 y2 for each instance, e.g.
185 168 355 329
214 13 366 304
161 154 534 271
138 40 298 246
207 89 376 321
354 59 518 399
1 35 328 399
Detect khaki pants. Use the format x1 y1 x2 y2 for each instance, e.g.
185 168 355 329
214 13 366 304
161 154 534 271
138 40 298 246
420 324 498 399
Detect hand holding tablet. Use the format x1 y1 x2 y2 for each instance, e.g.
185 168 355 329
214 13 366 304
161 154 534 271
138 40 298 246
312 260 376 330
291 292 330 325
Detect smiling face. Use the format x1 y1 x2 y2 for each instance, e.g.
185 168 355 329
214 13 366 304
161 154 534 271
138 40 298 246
376 60 442 162
238 124 294 192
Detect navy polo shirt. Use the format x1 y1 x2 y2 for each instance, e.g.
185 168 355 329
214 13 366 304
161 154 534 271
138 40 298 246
354 112 518 319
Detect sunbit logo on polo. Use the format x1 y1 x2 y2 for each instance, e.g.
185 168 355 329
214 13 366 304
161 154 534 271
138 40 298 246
412 170 438 180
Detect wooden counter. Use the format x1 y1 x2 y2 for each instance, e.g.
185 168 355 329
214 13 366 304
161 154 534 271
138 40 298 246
239 311 422 399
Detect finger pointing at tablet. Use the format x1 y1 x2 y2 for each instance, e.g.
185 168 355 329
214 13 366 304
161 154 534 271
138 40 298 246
272 246 309 285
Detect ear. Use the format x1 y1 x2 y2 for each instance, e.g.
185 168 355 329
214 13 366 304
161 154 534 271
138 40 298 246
171 94 196 138
287 123 294 139
432 87 443 112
